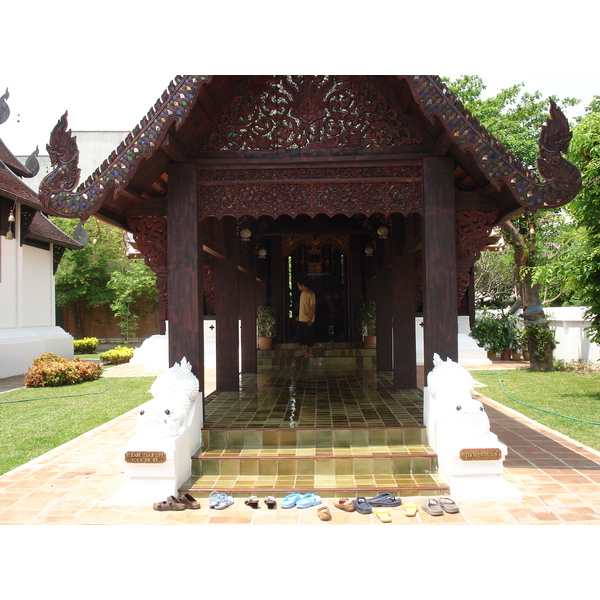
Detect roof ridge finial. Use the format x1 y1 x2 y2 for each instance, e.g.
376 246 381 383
0 88 10 125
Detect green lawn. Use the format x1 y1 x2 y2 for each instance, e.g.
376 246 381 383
471 369 600 452
0 376 155 476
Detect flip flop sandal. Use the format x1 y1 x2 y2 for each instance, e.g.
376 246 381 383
334 498 355 512
366 493 403 507
404 503 418 517
375 508 392 523
179 493 201 510
317 506 332 521
153 496 185 511
281 493 303 509
214 494 234 510
264 496 277 509
353 497 373 514
209 491 226 508
296 493 322 509
364 492 393 504
439 497 460 514
245 495 260 508
421 498 443 516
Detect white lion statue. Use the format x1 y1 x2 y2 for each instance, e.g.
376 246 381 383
427 353 491 438
136 357 199 438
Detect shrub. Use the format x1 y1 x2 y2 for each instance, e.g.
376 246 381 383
74 337 99 354
24 353 102 388
99 346 134 365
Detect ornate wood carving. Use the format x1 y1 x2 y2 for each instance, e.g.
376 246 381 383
125 210 169 322
202 76 421 152
456 209 498 263
455 209 498 305
408 76 582 211
198 166 423 219
281 234 350 257
203 253 215 313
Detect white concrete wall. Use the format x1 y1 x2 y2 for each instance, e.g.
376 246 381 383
416 316 490 366
0 207 74 378
546 307 600 363
22 245 54 326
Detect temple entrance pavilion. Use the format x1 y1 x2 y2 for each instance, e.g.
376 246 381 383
39 76 581 496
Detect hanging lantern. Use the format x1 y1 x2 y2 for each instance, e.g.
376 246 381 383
364 245 374 257
240 228 251 241
257 248 267 259
377 226 388 239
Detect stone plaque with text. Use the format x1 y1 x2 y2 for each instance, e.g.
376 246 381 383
125 451 167 464
459 448 502 461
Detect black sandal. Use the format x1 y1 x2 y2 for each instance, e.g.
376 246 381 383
245 495 260 508
264 496 277 509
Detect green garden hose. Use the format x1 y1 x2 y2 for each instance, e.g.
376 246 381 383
0 380 112 405
493 372 600 426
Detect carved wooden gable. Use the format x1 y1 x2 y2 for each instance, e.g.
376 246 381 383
197 76 421 152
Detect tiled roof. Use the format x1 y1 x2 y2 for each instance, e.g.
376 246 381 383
27 211 83 249
0 160 43 208
37 75 581 221
0 137 33 178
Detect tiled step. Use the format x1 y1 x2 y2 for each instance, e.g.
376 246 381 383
258 344 376 368
179 426 449 497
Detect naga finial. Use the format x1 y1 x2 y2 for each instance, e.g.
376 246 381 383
39 112 82 216
0 88 9 125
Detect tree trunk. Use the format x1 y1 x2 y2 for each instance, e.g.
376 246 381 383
501 219 553 371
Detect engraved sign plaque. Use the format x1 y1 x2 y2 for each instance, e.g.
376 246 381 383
460 448 502 461
125 451 167 464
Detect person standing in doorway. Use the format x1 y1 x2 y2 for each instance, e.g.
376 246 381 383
296 278 316 358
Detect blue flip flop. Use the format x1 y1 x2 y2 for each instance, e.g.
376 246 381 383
281 493 303 509
366 493 402 507
296 493 322 509
353 496 373 514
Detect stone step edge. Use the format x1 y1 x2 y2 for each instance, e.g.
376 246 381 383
193 450 437 459
178 484 450 497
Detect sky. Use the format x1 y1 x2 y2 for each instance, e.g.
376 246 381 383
2 1 598 157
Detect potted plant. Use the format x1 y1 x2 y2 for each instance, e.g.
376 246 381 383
358 300 377 348
469 309 504 358
498 312 519 360
257 305 277 350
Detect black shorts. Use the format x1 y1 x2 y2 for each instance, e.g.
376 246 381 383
296 321 315 348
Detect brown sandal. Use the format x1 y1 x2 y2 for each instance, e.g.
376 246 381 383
179 493 201 509
264 496 277 509
317 506 332 521
334 498 355 512
245 495 260 508
153 495 185 511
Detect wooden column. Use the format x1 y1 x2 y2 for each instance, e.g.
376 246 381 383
422 157 458 377
167 163 204 394
269 237 282 343
215 218 239 391
240 270 257 373
376 266 393 371
350 237 363 343
392 253 416 389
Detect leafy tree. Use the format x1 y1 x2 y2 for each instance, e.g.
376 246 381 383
53 217 124 338
567 97 600 343
53 217 158 341
107 260 158 343
473 246 516 308
445 76 580 370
